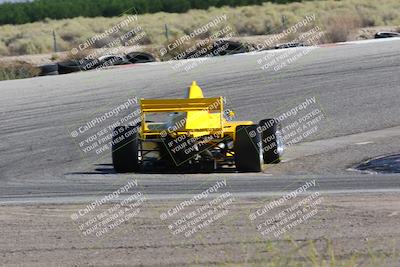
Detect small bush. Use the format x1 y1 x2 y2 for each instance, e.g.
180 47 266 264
0 61 40 81
61 48 95 62
8 36 54 55
50 54 59 61
0 41 9 55
0 0 400 56
323 14 362 43
356 6 377 27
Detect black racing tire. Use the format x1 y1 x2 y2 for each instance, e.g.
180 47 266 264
126 52 156 64
112 126 140 173
58 61 83 74
39 63 58 76
234 125 263 172
98 55 129 67
45 71 59 75
213 40 247 56
259 119 284 164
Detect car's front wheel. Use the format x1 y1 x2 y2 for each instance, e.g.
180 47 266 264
259 119 284 164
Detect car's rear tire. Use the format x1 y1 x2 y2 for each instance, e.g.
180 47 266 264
112 126 140 173
259 119 284 164
234 125 263 172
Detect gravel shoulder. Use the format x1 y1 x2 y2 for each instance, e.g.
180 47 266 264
1 193 399 266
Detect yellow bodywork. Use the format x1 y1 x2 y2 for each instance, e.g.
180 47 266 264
140 81 253 140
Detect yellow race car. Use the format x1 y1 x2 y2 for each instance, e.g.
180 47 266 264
112 81 283 172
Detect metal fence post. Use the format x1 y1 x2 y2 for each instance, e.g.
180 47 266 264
164 24 169 41
52 30 57 53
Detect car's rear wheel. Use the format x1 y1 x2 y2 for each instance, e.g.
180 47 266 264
112 126 140 173
234 125 263 172
259 119 284 164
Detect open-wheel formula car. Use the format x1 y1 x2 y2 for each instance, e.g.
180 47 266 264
112 81 284 173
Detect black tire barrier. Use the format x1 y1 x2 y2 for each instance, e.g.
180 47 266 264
213 40 248 56
53 52 156 76
374 32 400 39
184 40 248 59
97 55 130 67
275 42 306 49
45 71 59 75
39 63 58 76
126 52 156 64
58 60 83 74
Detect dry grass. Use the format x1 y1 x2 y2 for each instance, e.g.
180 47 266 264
225 238 399 267
0 0 399 56
0 61 40 80
323 14 362 43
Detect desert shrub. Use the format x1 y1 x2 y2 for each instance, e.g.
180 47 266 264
1 0 400 56
8 36 54 54
0 41 9 55
0 0 305 25
382 10 398 25
57 19 92 44
8 39 39 54
50 54 60 61
0 61 40 80
323 13 362 43
234 18 266 35
159 37 198 61
355 5 376 27
61 48 95 62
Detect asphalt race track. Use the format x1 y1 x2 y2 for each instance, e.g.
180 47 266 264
1 38 400 203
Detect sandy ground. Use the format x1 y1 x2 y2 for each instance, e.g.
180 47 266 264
1 193 399 266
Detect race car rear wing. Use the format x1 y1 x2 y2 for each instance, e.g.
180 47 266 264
140 97 224 137
140 97 223 113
